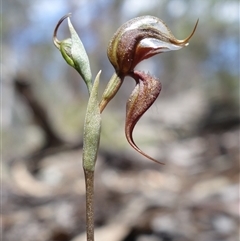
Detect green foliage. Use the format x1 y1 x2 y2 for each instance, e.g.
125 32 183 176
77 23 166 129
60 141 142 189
82 71 101 171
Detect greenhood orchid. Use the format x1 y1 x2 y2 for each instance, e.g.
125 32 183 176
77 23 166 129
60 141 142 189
53 14 198 240
100 16 198 164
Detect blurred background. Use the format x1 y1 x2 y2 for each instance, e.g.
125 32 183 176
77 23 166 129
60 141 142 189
2 0 239 241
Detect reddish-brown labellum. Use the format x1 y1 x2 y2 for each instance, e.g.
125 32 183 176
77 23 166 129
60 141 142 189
125 71 164 164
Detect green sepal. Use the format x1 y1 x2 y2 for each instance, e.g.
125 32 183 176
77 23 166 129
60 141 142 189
59 39 75 67
67 18 93 93
82 71 102 171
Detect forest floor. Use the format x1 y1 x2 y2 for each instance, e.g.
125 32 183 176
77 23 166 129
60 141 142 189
3 86 240 241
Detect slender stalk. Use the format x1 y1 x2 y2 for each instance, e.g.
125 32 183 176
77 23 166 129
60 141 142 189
84 170 95 241
99 73 122 113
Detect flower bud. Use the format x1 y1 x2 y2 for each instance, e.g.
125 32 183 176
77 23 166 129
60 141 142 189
53 14 93 93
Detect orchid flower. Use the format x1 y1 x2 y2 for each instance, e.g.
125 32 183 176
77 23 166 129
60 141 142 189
100 16 198 164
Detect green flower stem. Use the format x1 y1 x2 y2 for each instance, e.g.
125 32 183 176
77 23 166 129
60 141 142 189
84 170 95 241
82 71 101 241
99 72 122 113
83 72 101 171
